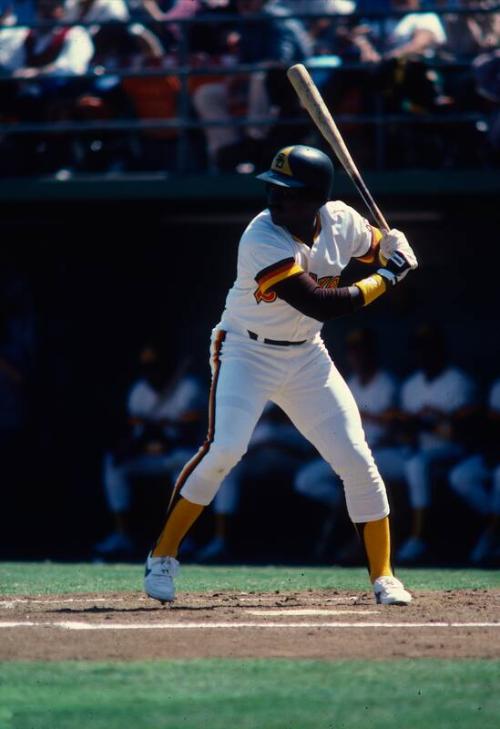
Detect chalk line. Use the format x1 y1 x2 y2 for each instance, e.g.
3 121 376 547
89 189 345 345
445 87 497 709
245 609 379 616
0 620 498 631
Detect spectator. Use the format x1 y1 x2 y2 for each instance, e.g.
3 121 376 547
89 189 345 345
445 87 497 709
278 0 355 12
140 0 202 27
72 22 181 172
94 344 206 558
196 403 312 562
293 328 399 560
236 0 313 65
192 0 313 167
11 0 94 79
0 5 29 74
1 0 95 172
382 0 447 60
441 0 500 60
395 324 478 563
64 0 131 63
449 378 500 565
473 49 500 161
139 0 202 49
331 0 447 66
64 0 130 25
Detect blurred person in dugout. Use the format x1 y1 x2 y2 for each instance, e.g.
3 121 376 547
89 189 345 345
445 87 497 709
94 343 206 558
449 378 500 566
293 328 399 561
195 402 314 562
383 323 478 563
191 0 313 169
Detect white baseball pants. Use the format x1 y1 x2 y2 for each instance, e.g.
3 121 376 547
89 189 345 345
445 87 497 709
176 328 389 523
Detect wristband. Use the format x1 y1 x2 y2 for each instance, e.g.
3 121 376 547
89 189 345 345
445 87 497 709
355 273 387 306
377 267 398 286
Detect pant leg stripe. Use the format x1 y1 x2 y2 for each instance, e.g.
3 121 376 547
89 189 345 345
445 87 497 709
165 330 226 512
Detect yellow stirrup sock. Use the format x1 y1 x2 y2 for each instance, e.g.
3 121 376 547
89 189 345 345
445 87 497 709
152 497 204 558
362 517 393 582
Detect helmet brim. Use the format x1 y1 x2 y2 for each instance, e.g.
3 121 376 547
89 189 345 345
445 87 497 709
255 170 306 188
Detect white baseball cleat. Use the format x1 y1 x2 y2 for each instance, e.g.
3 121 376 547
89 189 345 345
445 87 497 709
144 553 180 603
373 575 412 606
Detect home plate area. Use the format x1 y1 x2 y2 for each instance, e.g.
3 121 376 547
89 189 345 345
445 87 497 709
1 589 499 661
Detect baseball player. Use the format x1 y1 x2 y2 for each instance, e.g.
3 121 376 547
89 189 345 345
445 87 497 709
145 145 418 605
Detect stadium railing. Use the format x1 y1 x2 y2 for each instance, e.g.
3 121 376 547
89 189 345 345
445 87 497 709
0 3 498 178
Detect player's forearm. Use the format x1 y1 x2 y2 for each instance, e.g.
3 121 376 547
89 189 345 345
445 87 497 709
273 272 383 322
273 246 416 321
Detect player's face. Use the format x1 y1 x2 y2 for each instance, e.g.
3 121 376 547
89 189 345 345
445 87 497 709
266 184 322 229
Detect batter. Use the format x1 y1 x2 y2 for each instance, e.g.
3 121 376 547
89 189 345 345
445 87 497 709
145 145 418 605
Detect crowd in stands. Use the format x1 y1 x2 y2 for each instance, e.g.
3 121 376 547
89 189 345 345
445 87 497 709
93 324 500 568
0 0 499 175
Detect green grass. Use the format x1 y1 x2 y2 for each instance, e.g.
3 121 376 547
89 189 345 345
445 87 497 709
0 659 498 729
1 562 499 596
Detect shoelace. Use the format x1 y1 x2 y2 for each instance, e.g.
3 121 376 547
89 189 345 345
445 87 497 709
156 558 177 577
377 576 402 589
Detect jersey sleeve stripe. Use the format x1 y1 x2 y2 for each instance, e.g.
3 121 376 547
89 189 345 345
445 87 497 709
255 257 296 284
256 261 304 294
355 226 383 264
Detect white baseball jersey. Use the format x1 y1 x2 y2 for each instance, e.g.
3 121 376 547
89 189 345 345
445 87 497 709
347 370 397 448
128 376 204 439
401 367 476 449
219 201 380 342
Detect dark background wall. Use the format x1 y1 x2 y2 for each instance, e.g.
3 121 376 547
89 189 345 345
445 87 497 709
0 191 498 560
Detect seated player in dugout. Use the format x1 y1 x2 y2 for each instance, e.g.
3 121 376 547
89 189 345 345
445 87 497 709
145 145 418 606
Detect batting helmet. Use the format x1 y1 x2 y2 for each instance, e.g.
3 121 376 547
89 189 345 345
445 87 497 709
256 145 334 200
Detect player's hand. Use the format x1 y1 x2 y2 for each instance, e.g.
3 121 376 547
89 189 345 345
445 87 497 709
377 250 416 286
380 229 418 269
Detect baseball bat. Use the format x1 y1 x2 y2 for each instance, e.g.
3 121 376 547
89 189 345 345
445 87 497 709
287 63 390 233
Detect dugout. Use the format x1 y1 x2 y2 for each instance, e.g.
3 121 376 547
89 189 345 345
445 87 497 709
0 171 498 562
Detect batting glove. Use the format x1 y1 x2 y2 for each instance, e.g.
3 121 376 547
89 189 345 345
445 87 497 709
377 250 416 286
380 229 418 269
